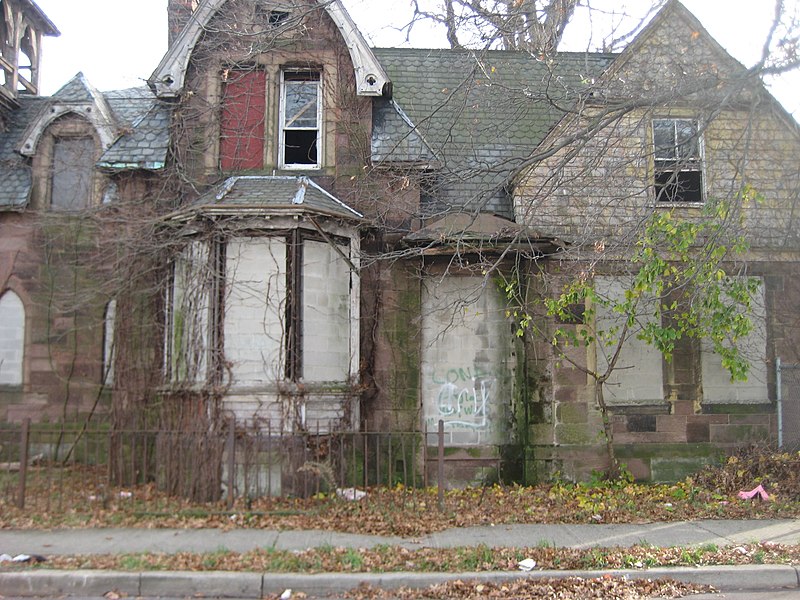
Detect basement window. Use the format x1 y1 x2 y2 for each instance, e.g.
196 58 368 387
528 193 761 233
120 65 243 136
653 118 704 203
280 71 321 169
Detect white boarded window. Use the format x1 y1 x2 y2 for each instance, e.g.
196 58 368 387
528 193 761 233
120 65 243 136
701 278 768 403
103 299 116 385
224 237 287 386
420 277 514 445
169 241 212 384
594 276 663 404
302 240 350 382
0 290 24 385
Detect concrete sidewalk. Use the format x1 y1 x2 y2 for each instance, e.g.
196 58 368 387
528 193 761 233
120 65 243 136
2 519 800 597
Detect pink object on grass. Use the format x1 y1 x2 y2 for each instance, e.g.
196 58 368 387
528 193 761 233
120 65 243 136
737 484 770 501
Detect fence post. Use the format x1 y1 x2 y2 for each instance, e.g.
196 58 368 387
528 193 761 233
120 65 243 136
226 418 236 509
437 419 444 512
777 357 784 448
17 418 30 509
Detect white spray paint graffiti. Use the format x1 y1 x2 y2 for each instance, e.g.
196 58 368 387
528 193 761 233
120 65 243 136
434 377 495 430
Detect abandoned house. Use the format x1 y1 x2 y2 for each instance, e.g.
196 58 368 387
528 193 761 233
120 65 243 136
0 0 799 486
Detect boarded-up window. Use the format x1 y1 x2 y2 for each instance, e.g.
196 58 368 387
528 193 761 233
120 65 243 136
701 278 768 403
420 277 514 445
220 69 266 171
51 136 94 210
594 276 664 404
169 242 212 384
0 290 24 385
103 299 116 385
302 240 351 381
224 237 287 385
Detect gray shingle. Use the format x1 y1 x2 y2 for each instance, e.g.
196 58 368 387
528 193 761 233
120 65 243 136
99 98 171 170
0 97 46 209
178 176 362 221
372 48 616 218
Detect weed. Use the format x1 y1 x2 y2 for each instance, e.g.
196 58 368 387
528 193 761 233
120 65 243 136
118 554 151 570
341 548 364 570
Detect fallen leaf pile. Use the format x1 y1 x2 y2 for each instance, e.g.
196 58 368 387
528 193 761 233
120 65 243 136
343 577 715 599
692 444 800 500
1 447 798 536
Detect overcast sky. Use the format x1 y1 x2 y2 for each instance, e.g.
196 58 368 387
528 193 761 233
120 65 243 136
32 0 799 117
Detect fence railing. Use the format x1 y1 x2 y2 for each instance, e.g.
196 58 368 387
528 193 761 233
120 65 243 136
778 359 800 450
0 420 491 511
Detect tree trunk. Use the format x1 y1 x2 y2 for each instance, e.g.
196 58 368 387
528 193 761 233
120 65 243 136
595 380 620 479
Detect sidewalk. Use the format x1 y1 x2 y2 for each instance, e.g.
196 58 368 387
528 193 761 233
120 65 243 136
2 519 800 597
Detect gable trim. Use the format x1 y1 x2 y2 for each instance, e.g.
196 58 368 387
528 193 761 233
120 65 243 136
149 0 390 98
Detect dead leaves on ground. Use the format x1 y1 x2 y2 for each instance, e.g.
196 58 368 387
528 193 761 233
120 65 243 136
1 481 795 536
345 577 715 599
26 542 800 573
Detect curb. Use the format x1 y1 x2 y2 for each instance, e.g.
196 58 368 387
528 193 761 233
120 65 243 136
1 565 797 597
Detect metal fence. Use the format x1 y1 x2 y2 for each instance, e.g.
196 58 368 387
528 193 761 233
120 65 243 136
0 420 464 511
778 359 800 450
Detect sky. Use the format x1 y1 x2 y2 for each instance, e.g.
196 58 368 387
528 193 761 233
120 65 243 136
32 0 800 117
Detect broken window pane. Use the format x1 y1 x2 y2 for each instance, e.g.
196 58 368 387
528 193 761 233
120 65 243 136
653 119 703 203
281 71 320 167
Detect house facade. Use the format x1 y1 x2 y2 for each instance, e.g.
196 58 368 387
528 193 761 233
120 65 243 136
0 0 798 484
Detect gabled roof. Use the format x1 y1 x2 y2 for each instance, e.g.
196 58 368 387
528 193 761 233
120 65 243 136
0 82 164 210
372 48 615 217
171 176 362 221
20 0 60 37
18 73 119 156
150 0 389 98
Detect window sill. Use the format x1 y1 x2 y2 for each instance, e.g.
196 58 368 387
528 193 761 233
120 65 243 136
654 201 705 209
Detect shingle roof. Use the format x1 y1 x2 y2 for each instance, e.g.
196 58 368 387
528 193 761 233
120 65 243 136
0 83 168 209
175 176 362 221
0 97 45 209
372 48 616 218
99 94 171 170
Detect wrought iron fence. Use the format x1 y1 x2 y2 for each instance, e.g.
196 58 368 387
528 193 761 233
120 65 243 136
0 420 464 511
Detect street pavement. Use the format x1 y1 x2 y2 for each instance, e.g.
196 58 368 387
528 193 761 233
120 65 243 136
1 519 800 597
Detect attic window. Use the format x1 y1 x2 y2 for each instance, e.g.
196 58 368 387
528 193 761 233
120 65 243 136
653 119 704 203
262 9 289 26
280 70 321 169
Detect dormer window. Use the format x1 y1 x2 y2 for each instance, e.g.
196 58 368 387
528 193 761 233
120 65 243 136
280 70 321 169
51 136 94 210
653 118 704 203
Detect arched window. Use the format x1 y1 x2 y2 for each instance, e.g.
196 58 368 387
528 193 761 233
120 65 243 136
0 290 24 385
